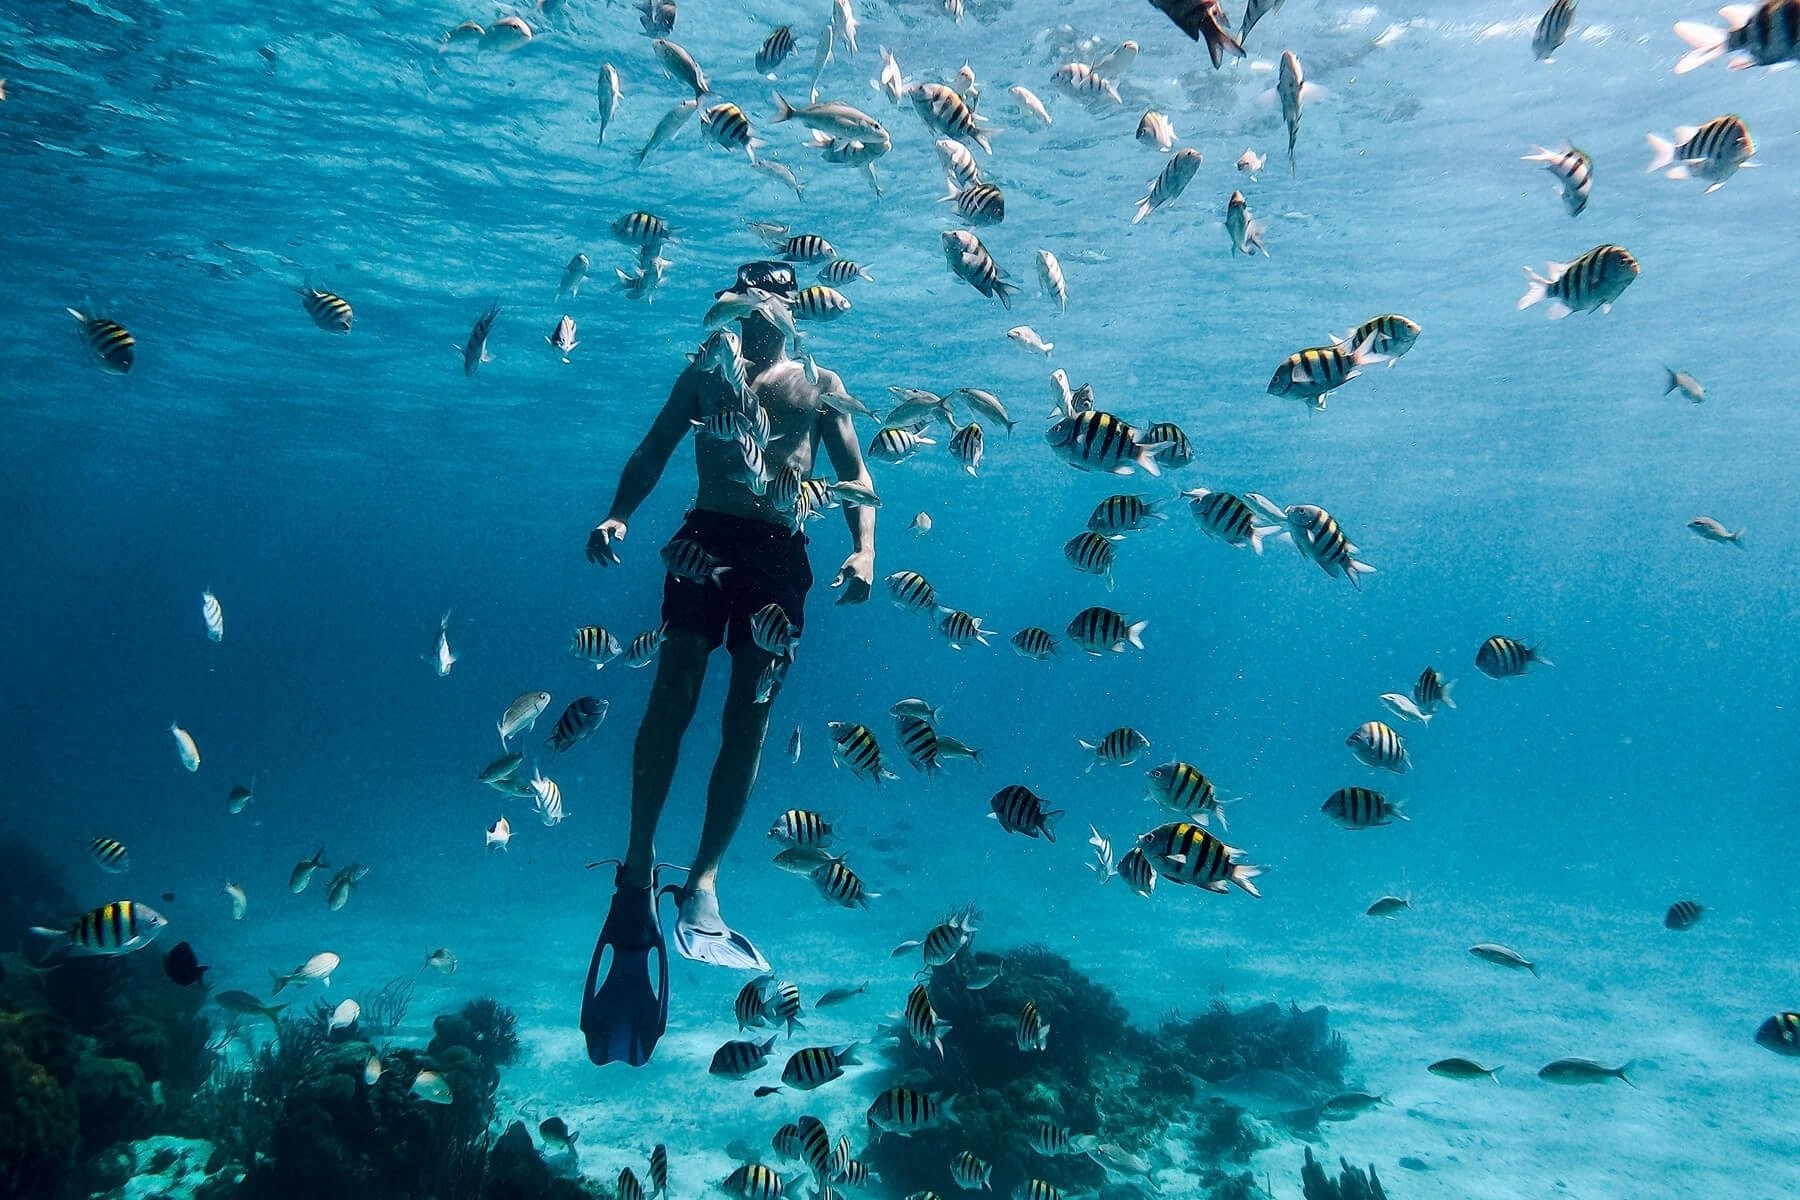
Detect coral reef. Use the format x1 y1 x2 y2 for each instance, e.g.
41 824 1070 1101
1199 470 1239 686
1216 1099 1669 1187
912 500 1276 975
1300 1148 1388 1200
0 1015 80 1200
481 1120 602 1200
86 1134 242 1200
428 996 520 1068
359 976 416 1036
865 945 1355 1200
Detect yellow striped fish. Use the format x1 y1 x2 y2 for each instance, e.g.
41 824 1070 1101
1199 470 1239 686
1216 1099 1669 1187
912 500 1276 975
1346 721 1411 773
865 1086 958 1134
298 285 353 333
1518 244 1639 318
86 837 130 873
1137 822 1262 896
68 308 135 373
1476 635 1552 678
32 900 167 956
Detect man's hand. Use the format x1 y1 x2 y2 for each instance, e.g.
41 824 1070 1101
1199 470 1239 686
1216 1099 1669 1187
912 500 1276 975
586 518 627 565
830 550 874 606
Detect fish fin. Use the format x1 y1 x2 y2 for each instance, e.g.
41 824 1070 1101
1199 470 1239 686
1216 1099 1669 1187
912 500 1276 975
1666 164 1692 181
1546 299 1573 319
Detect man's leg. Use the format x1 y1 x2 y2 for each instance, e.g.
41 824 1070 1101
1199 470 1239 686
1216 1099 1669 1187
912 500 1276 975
620 631 712 889
688 643 778 891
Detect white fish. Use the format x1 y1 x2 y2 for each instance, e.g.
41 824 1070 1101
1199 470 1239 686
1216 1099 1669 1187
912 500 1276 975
532 770 566 827
411 1070 453 1105
873 47 903 105
617 256 670 301
328 998 361 1032
652 38 709 97
201 590 224 642
364 1055 383 1085
1687 516 1744 548
557 253 589 299
498 691 552 744
810 23 834 102
271 951 340 993
1136 110 1175 152
597 64 622 143
1010 86 1051 126
224 882 248 920
1237 148 1266 176
1275 51 1323 173
753 158 804 197
788 726 803 763
1378 693 1433 725
911 512 932 536
831 0 858 54
1664 368 1704 404
637 98 699 166
547 314 579 361
433 610 456 677
1036 250 1066 313
1087 825 1116 882
171 723 201 772
1048 368 1073 419
1008 326 1054 355
486 815 512 851
1094 40 1139 80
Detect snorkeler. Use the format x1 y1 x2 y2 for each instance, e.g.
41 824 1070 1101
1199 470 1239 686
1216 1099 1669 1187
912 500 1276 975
580 260 876 1067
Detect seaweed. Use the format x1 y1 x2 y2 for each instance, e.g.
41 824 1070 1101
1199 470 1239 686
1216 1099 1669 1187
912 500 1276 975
428 996 520 1068
1161 1001 1348 1088
1299 1148 1388 1200
359 976 416 1036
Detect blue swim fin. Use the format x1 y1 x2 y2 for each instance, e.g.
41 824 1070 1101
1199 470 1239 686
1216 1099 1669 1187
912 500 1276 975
581 863 670 1067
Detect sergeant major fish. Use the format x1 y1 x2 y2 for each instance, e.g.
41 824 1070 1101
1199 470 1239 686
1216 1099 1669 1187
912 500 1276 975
1133 148 1203 223
461 302 500 377
1518 244 1640 318
1675 0 1800 73
1523 144 1592 216
1646 114 1756 192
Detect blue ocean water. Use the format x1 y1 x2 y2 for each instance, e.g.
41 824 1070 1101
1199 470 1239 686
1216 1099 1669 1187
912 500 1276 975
4 1 1799 1197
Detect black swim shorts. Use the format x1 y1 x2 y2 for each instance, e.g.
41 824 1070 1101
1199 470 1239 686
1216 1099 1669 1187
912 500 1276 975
660 509 813 654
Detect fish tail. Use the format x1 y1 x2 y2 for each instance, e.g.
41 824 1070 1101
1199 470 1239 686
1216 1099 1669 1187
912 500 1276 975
1673 22 1727 74
1517 266 1551 310
1645 132 1676 174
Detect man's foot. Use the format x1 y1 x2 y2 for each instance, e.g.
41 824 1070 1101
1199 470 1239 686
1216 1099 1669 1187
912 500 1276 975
665 880 770 971
581 866 670 1067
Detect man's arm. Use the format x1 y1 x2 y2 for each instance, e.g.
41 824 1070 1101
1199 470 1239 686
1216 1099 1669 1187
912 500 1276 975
818 392 875 605
586 369 699 565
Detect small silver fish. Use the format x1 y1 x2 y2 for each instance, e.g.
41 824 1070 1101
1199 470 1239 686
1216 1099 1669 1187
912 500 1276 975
597 65 622 143
461 302 500 377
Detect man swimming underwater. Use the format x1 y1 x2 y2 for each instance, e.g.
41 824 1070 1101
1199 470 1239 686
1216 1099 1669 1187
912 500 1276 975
581 260 875 1066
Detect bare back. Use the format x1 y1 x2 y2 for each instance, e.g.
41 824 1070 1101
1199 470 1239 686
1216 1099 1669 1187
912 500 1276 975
690 357 840 524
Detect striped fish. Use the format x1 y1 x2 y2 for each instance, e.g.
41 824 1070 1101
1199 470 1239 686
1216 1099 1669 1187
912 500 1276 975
866 1087 957 1135
1755 1012 1800 1056
909 82 990 153
736 976 774 1030
1062 531 1119 587
868 427 935 463
546 696 609 754
937 609 991 649
885 569 940 614
792 1118 831 1176
298 285 353 333
1266 336 1385 408
757 25 795 74
613 210 673 247
1144 421 1193 468
619 1169 646 1200
702 102 760 158
948 422 984 476
1011 627 1057 659
722 1164 791 1200
837 1160 870 1188
904 983 951 1055
1518 244 1639 318
1027 1121 1099 1156
776 233 836 262
1137 821 1263 896
812 860 877 908
1089 494 1167 534
895 714 942 773
1675 1 1800 74
710 1035 779 1079
794 285 852 321
1184 488 1274 553
1050 62 1121 108
988 784 1062 841
1322 785 1408 829
1045 411 1162 476
1346 721 1411 773
1249 496 1374 586
828 721 898 782
531 770 565 826
1145 762 1227 828
1115 845 1157 897
769 809 833 847
772 1122 801 1160
572 624 623 667
937 137 982 190
941 229 1017 305
819 259 874 285
33 900 167 956
1336 314 1421 361
751 603 800 658
1015 1000 1050 1052
1132 148 1202 223
1066 605 1147 655
1412 666 1456 713
781 1043 861 1090
1017 1181 1067 1200
892 903 979 967
202 590 224 642
625 623 668 668
1522 144 1592 216
941 181 1004 225
68 308 135 373
1078 725 1150 770
87 837 130 873
1646 114 1755 192
662 536 731 585
1475 635 1552 678
1532 0 1576 60
1277 51 1308 170
1664 899 1704 930
950 1151 993 1190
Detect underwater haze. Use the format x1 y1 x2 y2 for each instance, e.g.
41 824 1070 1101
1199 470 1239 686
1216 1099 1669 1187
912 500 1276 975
3 1 1798 1199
